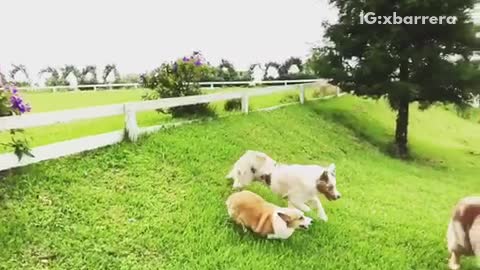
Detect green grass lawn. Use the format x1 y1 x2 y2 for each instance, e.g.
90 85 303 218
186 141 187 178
0 85 331 152
21 89 148 112
0 95 479 269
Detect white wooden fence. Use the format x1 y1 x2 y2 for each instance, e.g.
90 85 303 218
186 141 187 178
0 81 338 171
5 79 326 92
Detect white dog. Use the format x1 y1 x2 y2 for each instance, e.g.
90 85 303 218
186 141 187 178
226 151 341 222
268 163 340 222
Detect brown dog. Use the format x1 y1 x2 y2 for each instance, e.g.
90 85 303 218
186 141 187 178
226 190 312 239
446 196 480 269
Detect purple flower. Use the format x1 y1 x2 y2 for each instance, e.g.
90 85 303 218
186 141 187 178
22 103 32 113
194 60 202 66
182 57 189 62
9 90 31 114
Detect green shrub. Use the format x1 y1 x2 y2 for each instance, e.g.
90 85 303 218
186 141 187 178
142 52 216 118
224 99 242 111
312 84 338 98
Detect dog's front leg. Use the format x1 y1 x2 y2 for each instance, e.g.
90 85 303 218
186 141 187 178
232 178 243 189
312 197 328 222
288 200 311 212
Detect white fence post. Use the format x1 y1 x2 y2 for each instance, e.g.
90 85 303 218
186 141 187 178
473 94 480 108
336 87 341 96
284 81 288 86
210 83 214 89
93 86 97 91
241 93 249 114
299 84 305 104
109 84 113 90
124 104 139 142
52 87 57 93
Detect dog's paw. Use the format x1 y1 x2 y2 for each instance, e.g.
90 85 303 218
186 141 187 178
232 182 243 190
448 262 460 270
319 214 328 222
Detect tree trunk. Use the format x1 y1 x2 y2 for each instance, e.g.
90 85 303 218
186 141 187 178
394 99 409 158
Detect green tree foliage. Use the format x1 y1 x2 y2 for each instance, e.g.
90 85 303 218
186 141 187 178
316 0 480 158
263 62 281 80
80 65 98 85
39 67 62 86
103 64 120 83
60 65 81 85
217 59 239 81
248 63 263 81
9 64 30 86
0 70 6 86
279 57 303 76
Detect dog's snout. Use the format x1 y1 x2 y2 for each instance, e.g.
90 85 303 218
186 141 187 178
335 194 341 200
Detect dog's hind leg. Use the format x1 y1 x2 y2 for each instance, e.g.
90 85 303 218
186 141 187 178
312 197 328 222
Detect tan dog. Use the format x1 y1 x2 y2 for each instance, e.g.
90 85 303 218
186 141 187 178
446 196 480 270
226 190 312 239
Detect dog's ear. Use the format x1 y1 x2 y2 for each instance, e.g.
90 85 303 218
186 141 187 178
328 163 336 173
277 212 292 223
319 170 329 183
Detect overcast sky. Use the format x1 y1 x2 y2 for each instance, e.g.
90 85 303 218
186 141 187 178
1 0 337 77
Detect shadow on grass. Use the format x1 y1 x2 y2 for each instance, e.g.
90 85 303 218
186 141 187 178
303 98 475 170
305 99 396 156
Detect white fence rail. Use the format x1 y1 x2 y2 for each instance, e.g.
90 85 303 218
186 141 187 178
3 79 327 92
0 82 337 171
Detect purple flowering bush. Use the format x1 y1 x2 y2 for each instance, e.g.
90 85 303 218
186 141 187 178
0 85 33 160
142 52 215 117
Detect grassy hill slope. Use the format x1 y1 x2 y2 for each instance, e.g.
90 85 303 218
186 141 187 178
0 95 479 269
